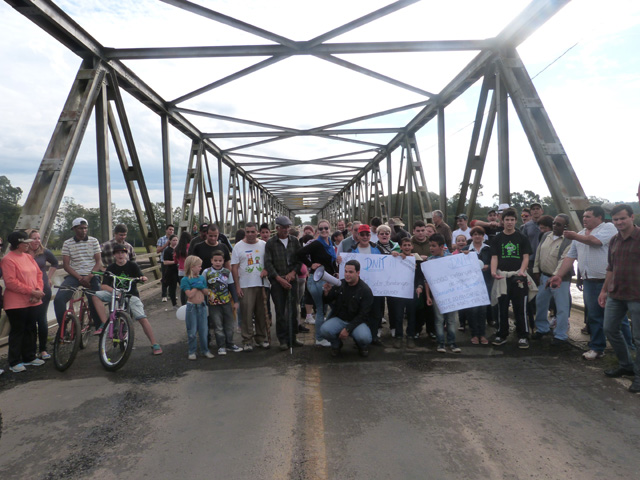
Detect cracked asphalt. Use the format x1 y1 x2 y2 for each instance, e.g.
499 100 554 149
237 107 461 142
1 294 639 479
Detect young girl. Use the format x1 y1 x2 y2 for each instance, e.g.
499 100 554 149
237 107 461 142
180 255 214 360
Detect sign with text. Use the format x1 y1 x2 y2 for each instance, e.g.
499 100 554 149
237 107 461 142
420 252 490 314
338 253 415 299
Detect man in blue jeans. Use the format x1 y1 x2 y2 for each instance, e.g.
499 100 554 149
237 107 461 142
549 206 618 360
532 214 573 346
320 260 373 358
599 204 640 392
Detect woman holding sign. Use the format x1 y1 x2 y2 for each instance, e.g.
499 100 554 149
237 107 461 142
297 219 337 347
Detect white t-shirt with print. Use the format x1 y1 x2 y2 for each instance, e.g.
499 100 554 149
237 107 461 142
231 239 266 288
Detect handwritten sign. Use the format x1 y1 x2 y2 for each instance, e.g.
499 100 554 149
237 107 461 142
338 253 415 299
420 252 490 314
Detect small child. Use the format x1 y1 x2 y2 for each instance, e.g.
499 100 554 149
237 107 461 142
203 251 242 355
180 255 214 360
452 234 468 254
393 237 425 348
425 234 461 354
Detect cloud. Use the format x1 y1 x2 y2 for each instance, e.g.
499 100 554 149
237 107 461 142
1 0 639 222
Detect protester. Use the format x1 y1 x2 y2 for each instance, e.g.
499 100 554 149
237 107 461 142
320 259 374 357
2 231 45 373
175 231 191 306
156 224 174 302
162 234 179 308
425 234 460 353
462 226 492 345
26 229 58 360
296 219 336 347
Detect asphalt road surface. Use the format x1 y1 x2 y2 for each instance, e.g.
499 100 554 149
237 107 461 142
1 298 639 480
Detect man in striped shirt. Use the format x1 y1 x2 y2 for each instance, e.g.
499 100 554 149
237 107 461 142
53 217 107 330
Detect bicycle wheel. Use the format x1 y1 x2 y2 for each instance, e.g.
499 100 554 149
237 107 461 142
99 311 135 372
79 305 92 350
53 312 81 372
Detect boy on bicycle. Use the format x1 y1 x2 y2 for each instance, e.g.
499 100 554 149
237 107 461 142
95 243 163 355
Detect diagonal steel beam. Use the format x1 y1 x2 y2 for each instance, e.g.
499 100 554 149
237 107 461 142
315 53 435 97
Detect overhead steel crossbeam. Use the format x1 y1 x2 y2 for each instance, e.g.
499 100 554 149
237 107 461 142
6 0 577 220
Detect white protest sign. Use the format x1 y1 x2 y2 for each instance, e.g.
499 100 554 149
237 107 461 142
338 253 415 299
420 251 490 314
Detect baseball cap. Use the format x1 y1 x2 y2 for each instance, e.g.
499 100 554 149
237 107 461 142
358 224 371 233
455 214 468 220
529 202 542 209
497 204 510 213
199 223 209 232
71 217 88 228
112 243 128 253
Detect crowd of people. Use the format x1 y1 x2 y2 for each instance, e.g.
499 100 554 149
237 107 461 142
1 184 639 394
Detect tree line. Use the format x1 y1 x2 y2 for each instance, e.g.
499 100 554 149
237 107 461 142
1 175 637 251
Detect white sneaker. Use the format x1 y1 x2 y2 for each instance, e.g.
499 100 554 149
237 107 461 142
10 363 26 373
0 368 4 375
549 315 557 329
229 344 243 353
204 351 215 359
315 339 331 347
582 349 604 360
390 328 396 337
188 353 197 360
305 314 315 325
24 358 45 366
217 347 227 355
260 341 270 349
162 297 168 302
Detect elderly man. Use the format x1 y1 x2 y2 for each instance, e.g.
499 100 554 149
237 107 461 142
431 210 452 251
320 259 374 357
264 216 303 350
599 204 640 392
532 214 573 345
548 206 618 360
101 223 136 268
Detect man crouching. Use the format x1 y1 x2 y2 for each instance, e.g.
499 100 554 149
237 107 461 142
320 260 373 357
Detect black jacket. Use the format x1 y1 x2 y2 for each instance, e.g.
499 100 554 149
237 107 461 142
324 278 374 334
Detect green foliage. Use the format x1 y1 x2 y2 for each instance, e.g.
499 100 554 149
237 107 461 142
0 176 23 245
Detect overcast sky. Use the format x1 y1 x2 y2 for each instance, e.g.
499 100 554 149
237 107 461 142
1 0 639 222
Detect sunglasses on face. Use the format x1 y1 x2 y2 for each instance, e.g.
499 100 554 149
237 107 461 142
378 232 389 235
318 226 329 231
359 232 371 236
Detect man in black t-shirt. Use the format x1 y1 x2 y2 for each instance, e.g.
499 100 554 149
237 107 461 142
490 208 532 349
192 225 231 270
94 243 163 354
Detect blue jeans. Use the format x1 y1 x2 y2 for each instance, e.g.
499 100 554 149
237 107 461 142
535 275 571 341
307 276 326 341
433 302 457 345
320 317 372 348
582 280 607 352
186 302 210 355
54 275 103 328
604 298 640 372
209 303 235 348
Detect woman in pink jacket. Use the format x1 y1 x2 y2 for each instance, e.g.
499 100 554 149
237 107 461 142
1 231 45 373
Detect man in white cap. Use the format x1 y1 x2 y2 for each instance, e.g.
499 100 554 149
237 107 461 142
54 218 108 332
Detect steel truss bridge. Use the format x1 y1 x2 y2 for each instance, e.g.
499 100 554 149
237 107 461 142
7 0 589 256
